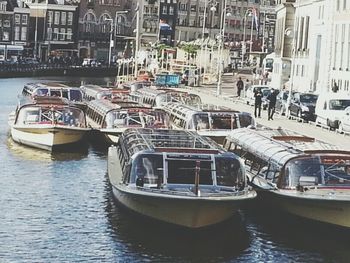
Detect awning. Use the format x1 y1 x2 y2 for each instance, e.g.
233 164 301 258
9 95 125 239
0 45 24 51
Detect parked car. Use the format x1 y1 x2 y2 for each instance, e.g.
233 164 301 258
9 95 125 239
245 85 272 110
338 106 350 133
315 92 350 129
288 92 318 121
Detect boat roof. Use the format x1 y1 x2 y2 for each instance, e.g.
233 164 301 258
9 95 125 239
165 102 243 115
87 99 151 116
121 128 225 158
25 82 72 89
226 127 348 167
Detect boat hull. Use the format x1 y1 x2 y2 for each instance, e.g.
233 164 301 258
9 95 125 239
108 146 255 228
260 189 350 228
11 125 89 151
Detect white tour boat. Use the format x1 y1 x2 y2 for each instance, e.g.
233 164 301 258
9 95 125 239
86 99 170 144
223 127 350 228
164 102 255 144
108 128 256 228
9 96 90 151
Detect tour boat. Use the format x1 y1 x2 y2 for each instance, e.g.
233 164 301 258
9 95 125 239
86 99 170 144
108 128 256 228
223 127 350 228
9 96 90 151
164 102 255 144
80 84 130 102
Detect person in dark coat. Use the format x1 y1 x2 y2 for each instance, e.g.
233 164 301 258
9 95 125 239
267 88 278 120
254 87 263 118
236 77 244 97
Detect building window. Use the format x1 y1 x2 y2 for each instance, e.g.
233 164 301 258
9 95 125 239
15 26 20 40
15 14 20 24
54 28 59 40
169 6 174 15
67 28 72 40
60 28 65 40
347 25 350 70
47 27 52 40
3 20 10 27
61 12 66 25
162 6 167 14
22 14 28 25
67 12 73 25
48 11 53 24
21 27 27 41
3 31 9 41
54 11 60 25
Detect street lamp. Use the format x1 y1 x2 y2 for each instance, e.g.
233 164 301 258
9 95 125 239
114 10 128 63
134 3 140 78
104 17 114 67
241 8 253 66
200 0 218 84
216 0 232 96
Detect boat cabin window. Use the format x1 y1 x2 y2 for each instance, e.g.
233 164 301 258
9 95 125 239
215 157 244 187
155 94 172 107
33 88 48 96
167 159 213 185
190 113 209 130
70 90 83 101
130 154 163 186
238 114 254 128
50 90 62 97
211 113 237 129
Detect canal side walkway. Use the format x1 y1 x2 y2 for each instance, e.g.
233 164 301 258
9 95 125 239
179 73 350 149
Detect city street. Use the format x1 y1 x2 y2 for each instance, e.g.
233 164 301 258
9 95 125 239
181 73 350 149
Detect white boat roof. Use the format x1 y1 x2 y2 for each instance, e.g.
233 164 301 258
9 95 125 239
226 127 346 167
121 128 226 158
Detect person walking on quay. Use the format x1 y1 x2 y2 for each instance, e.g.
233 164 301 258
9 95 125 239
254 87 263 118
267 88 278 120
236 77 244 98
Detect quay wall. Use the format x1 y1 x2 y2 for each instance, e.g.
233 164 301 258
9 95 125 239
0 65 120 78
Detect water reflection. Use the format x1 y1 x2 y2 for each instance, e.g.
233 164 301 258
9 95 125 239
105 187 250 262
241 203 350 262
7 137 88 161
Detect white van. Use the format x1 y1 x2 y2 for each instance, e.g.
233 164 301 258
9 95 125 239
315 92 350 129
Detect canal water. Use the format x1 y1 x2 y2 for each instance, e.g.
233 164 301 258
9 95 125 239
1 77 349 262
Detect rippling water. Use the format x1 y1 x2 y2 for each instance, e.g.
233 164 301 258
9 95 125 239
1 77 349 262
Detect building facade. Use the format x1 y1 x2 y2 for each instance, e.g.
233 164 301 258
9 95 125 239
0 0 30 61
77 0 132 61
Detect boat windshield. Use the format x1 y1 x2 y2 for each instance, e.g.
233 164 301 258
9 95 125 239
282 155 350 188
215 157 244 187
105 110 168 129
130 154 164 185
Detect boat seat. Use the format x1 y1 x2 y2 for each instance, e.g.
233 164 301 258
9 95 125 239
299 176 318 186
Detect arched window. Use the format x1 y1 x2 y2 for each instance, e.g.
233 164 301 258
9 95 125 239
99 13 112 33
83 11 97 33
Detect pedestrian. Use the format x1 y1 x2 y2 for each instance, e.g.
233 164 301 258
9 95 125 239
244 79 251 98
236 77 244 97
254 87 263 118
267 88 278 120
